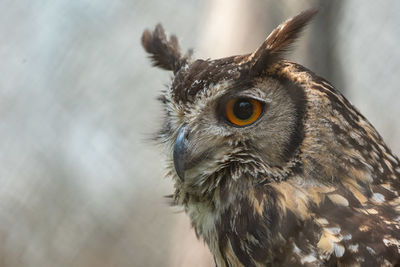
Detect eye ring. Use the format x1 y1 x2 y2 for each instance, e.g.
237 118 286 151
225 98 263 127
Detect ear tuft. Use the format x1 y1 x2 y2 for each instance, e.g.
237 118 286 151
141 24 191 73
249 8 318 75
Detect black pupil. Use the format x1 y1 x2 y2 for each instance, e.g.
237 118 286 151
233 99 253 120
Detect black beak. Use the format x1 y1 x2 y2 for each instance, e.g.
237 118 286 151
173 126 189 181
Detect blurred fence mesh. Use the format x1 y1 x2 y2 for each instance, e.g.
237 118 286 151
0 1 398 266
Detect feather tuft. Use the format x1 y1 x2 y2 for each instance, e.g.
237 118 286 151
249 8 318 75
141 24 191 73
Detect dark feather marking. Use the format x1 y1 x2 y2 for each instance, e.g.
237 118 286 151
216 203 242 266
371 184 398 201
217 233 229 267
229 234 256 267
269 74 307 162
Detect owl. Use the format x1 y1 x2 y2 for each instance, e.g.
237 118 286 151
142 9 400 266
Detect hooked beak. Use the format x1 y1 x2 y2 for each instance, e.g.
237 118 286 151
173 126 189 181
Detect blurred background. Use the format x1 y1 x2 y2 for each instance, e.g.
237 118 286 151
0 1 399 266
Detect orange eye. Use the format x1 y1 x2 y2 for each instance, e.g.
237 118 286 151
225 98 263 127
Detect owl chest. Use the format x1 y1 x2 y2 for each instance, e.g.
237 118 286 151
182 181 323 266
184 196 277 267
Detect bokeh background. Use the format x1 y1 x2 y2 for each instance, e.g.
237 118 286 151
0 1 399 266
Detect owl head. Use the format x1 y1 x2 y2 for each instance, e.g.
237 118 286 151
142 9 400 265
142 10 323 195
